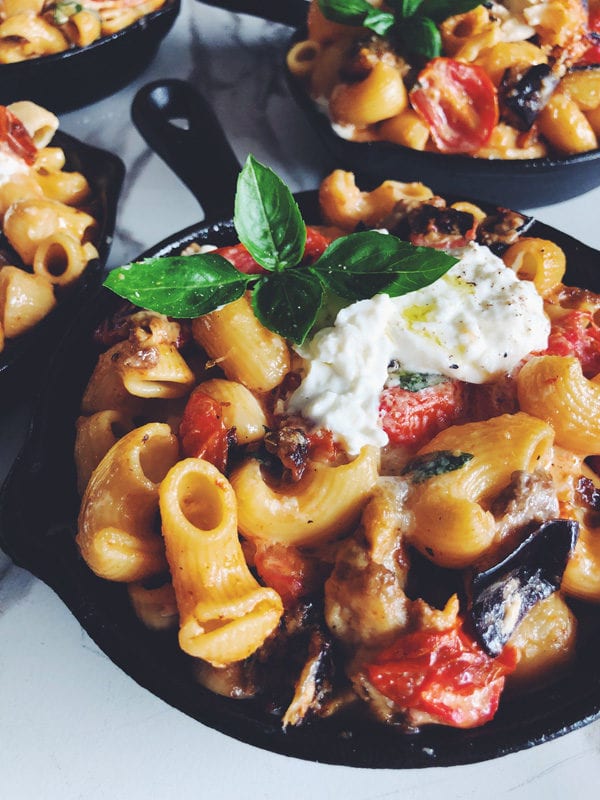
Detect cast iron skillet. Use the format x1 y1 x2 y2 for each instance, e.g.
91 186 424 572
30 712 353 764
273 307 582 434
0 131 124 408
201 0 600 209
1 78 600 769
0 0 180 113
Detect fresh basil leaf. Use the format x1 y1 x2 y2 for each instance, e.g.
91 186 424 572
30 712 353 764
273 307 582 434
420 0 483 23
363 7 396 34
103 254 251 318
400 15 442 58
317 0 375 25
313 231 456 300
399 0 425 17
379 244 457 296
385 365 447 391
401 450 473 484
251 270 324 345
234 155 306 273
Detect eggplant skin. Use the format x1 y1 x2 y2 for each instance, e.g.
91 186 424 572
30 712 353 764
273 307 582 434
500 64 561 130
469 519 579 657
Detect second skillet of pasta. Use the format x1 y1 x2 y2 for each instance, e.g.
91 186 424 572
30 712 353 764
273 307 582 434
0 100 99 353
0 0 167 63
75 160 600 732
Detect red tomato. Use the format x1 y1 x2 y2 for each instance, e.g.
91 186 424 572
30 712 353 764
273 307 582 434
366 624 518 728
579 8 600 64
306 426 341 464
410 58 499 154
214 227 332 275
0 107 37 165
254 542 329 608
544 310 600 378
379 380 465 449
179 389 231 472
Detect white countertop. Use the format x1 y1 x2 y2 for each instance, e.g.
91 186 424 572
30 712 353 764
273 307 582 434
1 2 600 797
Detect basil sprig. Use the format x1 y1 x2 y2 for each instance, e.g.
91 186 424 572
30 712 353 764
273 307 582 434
104 155 457 345
317 0 482 59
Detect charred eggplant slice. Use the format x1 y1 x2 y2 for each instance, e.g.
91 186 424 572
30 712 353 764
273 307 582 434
469 519 579 657
500 63 561 130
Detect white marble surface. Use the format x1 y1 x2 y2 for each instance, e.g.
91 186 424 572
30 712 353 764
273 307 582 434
1 2 600 797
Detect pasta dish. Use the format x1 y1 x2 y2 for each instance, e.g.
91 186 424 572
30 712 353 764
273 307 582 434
0 0 167 63
75 160 600 731
0 100 98 353
287 0 600 158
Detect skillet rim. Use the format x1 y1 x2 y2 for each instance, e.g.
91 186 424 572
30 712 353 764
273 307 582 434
1 189 600 768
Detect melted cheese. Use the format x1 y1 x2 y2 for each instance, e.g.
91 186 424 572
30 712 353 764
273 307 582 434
0 148 28 186
288 243 550 454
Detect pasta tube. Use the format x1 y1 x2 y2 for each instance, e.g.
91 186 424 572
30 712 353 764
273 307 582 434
159 458 283 666
77 423 179 582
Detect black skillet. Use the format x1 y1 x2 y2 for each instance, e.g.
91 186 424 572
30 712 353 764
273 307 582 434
1 78 600 769
0 131 124 408
200 0 600 209
0 0 180 113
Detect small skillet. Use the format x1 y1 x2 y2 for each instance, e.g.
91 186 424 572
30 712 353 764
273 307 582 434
1 79 600 768
200 0 600 208
0 0 180 113
0 130 124 407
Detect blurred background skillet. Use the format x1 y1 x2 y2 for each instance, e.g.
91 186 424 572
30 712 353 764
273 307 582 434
1 78 600 768
0 0 180 113
0 131 124 407
200 0 600 209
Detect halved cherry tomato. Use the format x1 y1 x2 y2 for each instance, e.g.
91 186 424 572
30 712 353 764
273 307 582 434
410 58 499 154
366 623 518 728
254 542 329 608
544 309 600 378
179 388 231 472
214 226 332 275
379 379 465 449
579 8 600 65
0 107 37 165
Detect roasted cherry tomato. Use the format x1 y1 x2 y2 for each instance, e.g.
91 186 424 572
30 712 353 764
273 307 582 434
544 309 600 378
254 542 329 608
214 226 332 275
0 107 37 165
410 58 499 154
179 389 232 472
579 8 600 64
366 623 518 728
379 379 465 449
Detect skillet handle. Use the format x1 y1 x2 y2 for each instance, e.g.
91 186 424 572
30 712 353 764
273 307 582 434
131 79 240 221
197 0 309 27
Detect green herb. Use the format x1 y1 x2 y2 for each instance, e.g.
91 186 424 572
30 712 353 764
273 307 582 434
53 0 82 25
104 253 250 318
317 0 482 58
316 0 395 34
386 367 446 391
401 450 473 483
234 155 305 272
104 155 457 345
